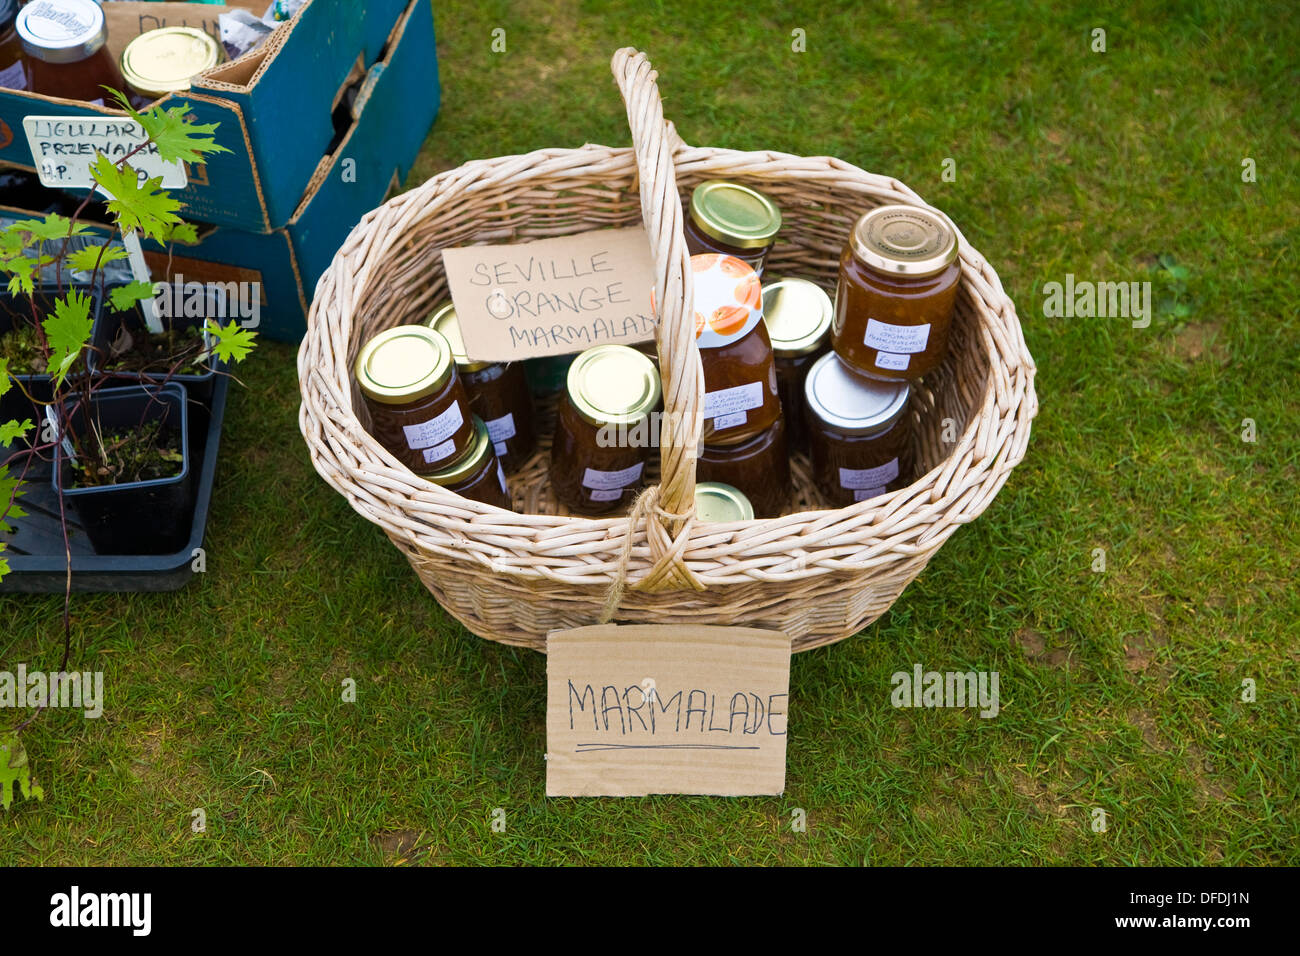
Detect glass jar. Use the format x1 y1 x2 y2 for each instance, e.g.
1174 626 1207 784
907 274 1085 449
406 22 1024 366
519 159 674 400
696 417 790 519
0 0 29 91
549 344 661 515
423 416 512 510
805 351 912 507
683 180 782 277
427 302 537 472
354 325 477 474
691 253 781 445
762 277 832 455
832 204 960 382
17 0 126 104
120 27 221 107
694 482 754 522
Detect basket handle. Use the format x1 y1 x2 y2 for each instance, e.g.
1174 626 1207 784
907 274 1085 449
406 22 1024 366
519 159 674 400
610 48 704 576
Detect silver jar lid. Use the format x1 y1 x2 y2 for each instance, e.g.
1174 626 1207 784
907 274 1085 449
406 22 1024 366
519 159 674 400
17 0 107 64
804 351 909 436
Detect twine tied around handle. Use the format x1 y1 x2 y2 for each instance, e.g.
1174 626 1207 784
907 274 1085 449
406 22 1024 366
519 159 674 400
597 483 705 623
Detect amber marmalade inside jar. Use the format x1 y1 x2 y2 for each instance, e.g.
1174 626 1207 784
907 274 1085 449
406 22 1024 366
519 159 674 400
696 417 791 519
428 302 537 472
17 0 126 103
805 351 913 508
832 204 960 382
683 180 783 276
354 325 477 475
691 253 781 445
424 416 512 510
549 344 661 515
763 277 833 455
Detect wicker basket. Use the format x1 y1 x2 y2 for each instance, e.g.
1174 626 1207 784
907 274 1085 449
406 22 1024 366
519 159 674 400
297 49 1037 653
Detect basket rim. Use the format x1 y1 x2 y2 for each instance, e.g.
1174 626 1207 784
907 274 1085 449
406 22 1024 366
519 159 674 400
298 139 1038 587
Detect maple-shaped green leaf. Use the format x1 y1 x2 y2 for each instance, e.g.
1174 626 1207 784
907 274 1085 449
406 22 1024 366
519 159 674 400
6 270 33 297
0 357 10 398
0 419 31 447
0 463 26 533
109 280 156 313
159 220 199 245
0 733 44 810
24 213 91 243
42 290 93 386
90 154 182 241
204 320 258 364
68 242 130 273
105 90 229 165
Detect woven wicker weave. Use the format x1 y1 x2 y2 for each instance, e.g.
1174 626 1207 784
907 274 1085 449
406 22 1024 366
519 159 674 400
297 49 1037 652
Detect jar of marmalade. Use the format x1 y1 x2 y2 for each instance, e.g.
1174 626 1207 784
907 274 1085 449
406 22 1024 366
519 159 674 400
120 27 222 106
696 417 790 519
691 253 781 445
355 325 476 474
549 344 661 515
762 277 832 455
17 0 126 104
805 352 912 507
427 302 537 472
423 416 512 510
694 482 754 522
0 1 29 91
832 204 960 382
684 180 782 277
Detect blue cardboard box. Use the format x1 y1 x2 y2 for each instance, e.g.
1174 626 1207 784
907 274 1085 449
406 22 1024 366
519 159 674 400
0 0 439 342
0 0 417 233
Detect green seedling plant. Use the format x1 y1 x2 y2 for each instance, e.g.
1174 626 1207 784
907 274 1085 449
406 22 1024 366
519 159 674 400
0 92 258 806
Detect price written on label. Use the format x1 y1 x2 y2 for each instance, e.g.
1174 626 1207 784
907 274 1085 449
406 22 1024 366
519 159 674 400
22 116 187 192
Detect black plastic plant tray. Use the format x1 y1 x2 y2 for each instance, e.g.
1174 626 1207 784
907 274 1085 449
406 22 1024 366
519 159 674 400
0 377 228 593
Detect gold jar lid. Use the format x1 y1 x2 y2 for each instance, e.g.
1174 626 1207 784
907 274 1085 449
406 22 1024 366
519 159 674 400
424 416 491 485
689 180 782 250
849 204 958 278
566 344 660 428
805 352 909 436
355 325 455 405
694 482 754 522
426 301 492 372
762 277 833 356
121 27 221 98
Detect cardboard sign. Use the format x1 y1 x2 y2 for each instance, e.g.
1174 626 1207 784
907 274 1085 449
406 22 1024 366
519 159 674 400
23 116 187 191
442 226 658 361
546 624 791 797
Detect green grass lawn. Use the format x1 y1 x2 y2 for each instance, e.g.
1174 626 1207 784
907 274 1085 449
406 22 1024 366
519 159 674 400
2 0 1296 865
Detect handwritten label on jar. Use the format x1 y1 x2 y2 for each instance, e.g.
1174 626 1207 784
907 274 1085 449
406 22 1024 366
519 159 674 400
583 462 644 492
839 458 899 491
853 487 888 502
713 411 747 430
486 412 516 455
874 351 911 371
704 381 764 421
402 402 464 451
864 318 931 355
422 438 458 466
0 62 25 91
